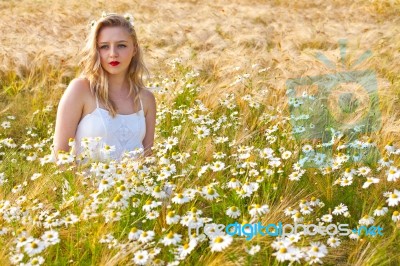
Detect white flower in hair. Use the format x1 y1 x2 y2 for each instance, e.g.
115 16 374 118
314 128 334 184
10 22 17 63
124 13 135 27
101 11 107 18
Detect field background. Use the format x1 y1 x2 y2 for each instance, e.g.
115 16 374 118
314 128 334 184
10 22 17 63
0 0 400 265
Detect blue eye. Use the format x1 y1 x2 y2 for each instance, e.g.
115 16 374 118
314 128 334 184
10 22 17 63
118 44 127 48
99 45 109 49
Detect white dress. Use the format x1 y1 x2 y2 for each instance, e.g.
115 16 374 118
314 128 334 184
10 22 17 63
74 94 146 162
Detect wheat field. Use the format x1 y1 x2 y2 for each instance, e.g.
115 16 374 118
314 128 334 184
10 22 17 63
0 0 400 265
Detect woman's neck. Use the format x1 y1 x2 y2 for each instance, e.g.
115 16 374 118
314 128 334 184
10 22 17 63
108 74 129 94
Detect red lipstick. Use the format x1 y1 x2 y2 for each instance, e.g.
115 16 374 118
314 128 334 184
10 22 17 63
110 61 120 66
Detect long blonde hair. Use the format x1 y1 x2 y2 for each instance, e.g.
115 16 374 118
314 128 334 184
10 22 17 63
79 14 149 117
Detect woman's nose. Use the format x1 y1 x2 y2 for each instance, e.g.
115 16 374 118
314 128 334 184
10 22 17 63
110 46 118 57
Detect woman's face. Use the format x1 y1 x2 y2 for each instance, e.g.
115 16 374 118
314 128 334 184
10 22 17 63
97 26 136 77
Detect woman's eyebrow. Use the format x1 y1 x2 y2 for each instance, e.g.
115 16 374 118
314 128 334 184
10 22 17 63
98 40 128 44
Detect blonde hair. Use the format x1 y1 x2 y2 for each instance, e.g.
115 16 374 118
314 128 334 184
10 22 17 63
79 14 148 118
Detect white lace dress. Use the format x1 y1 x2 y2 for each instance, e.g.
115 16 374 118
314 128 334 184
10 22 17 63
73 94 146 162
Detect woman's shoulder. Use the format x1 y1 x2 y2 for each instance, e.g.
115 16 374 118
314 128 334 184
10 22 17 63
139 88 156 115
64 78 92 99
140 87 155 101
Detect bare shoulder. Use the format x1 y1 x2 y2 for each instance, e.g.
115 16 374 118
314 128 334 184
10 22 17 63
65 78 91 97
140 88 156 114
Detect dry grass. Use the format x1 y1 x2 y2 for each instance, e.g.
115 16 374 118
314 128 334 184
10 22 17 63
1 0 400 265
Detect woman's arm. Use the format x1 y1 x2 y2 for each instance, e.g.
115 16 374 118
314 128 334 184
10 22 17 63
142 89 157 157
53 78 87 159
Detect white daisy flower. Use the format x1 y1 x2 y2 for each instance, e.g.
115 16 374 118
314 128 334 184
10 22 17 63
362 177 379 188
161 232 182 246
133 250 149 265
332 203 348 215
373 206 388 217
24 239 46 257
385 189 400 206
387 166 400 182
321 214 333 223
359 215 374 226
209 235 233 252
166 211 180 225
210 161 225 172
227 178 241 189
392 211 400 222
327 236 341 248
202 186 219 201
248 204 269 217
226 206 241 219
246 244 261 255
128 227 143 241
138 230 155 243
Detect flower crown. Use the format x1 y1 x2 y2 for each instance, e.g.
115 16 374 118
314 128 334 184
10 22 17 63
90 12 135 28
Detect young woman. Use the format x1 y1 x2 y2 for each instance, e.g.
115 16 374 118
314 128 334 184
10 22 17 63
53 13 156 163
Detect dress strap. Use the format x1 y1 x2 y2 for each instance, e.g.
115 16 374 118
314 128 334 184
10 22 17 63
95 94 99 108
139 96 144 112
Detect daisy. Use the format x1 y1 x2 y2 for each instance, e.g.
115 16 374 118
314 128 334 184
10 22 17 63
285 234 301 243
209 235 233 252
210 161 225 172
41 230 60 246
151 186 167 199
213 152 226 159
272 246 293 262
284 207 297 216
146 210 160 220
378 156 393 168
300 205 313 215
309 197 320 207
281 151 292 160
246 244 261 255
359 215 374 226
385 190 400 206
357 166 371 176
161 232 182 246
133 250 149 265
176 239 197 259
166 211 180 225
387 166 400 182
242 182 259 194
362 177 379 188
202 186 219 201
28 256 45 265
194 125 210 139
327 236 341 248
30 173 42 181
307 242 328 258
333 204 348 215
138 230 155 243
392 211 400 222
24 239 46 257
63 214 79 226
248 204 269 217
321 214 333 223
302 144 314 153
373 206 388 217
171 193 190 204
26 152 37 161
226 206 241 219
291 212 303 223
289 170 304 181
128 227 143 241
